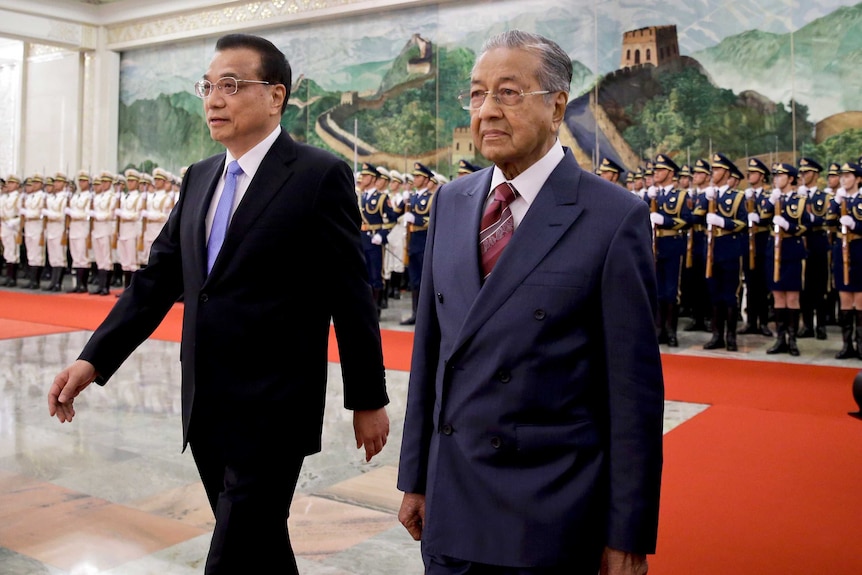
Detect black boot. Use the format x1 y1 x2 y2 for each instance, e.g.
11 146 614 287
91 269 109 295
856 310 862 360
400 290 418 325
703 306 726 350
666 303 679 347
389 272 401 299
372 288 382 318
797 305 814 338
43 267 60 291
52 268 65 291
835 310 856 359
767 309 789 354
26 266 42 289
3 263 16 287
726 306 739 351
378 283 388 310
787 309 800 356
815 303 828 340
656 302 668 344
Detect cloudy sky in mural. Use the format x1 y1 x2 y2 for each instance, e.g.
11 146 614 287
120 0 856 118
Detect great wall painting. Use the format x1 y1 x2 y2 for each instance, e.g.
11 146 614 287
118 0 862 178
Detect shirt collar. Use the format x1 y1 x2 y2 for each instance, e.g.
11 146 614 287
489 139 565 206
225 125 281 180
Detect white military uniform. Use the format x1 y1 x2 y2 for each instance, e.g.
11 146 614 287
140 168 174 265
116 171 144 274
21 178 47 270
0 179 23 270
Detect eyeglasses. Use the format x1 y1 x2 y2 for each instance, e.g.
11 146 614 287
194 77 271 98
458 88 551 110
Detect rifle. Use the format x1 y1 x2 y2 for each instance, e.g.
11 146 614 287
16 214 23 246
746 193 756 269
773 195 782 283
86 195 94 250
649 192 658 259
61 213 70 247
112 192 120 250
841 200 850 286
706 192 716 278
137 194 146 252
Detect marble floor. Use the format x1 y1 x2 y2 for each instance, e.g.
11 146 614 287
0 286 857 574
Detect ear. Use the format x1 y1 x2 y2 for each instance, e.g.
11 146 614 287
271 84 287 114
551 91 569 131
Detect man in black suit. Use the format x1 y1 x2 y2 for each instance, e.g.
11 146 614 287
47 34 390 575
397 30 663 575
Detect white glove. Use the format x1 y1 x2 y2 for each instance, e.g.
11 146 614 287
88 210 97 218
744 188 755 199
835 188 847 204
649 212 665 226
40 209 48 217
840 215 856 230
704 186 716 200
768 189 782 205
114 208 122 217
401 190 411 202
371 233 383 245
824 187 834 195
706 213 724 227
796 186 808 198
403 212 416 224
774 215 790 231
64 207 71 215
646 186 658 199
748 212 760 224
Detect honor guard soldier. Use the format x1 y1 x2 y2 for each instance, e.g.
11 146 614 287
625 171 635 192
823 162 843 323
141 168 175 266
683 159 714 332
796 157 831 339
89 171 118 295
739 158 774 336
383 170 407 301
828 162 862 359
1 175 23 285
396 162 436 325
701 153 748 351
643 160 655 192
42 172 70 291
357 162 397 316
646 153 693 346
765 163 809 356
115 169 145 290
632 167 645 198
597 156 624 184
66 170 95 292
457 159 479 178
20 173 47 289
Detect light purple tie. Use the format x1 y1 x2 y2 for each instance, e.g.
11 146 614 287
207 160 243 273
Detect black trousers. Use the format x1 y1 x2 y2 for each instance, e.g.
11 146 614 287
190 437 304 575
423 551 600 575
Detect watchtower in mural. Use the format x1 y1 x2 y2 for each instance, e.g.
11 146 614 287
620 25 679 68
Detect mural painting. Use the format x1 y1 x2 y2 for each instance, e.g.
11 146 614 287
118 0 862 180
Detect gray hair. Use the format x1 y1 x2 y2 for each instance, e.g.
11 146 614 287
475 30 573 95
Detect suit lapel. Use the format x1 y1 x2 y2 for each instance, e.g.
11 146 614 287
452 155 585 353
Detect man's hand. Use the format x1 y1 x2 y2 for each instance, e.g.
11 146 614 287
398 492 426 541
48 359 98 423
353 407 389 462
600 547 648 575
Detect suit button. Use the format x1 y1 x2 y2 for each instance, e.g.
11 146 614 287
200 293 209 303
441 424 453 435
490 436 502 449
534 309 546 320
497 370 511 383
437 292 444 303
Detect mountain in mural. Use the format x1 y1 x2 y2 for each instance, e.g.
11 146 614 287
694 2 862 121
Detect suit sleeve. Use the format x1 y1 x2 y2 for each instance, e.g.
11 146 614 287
601 198 664 554
316 159 389 411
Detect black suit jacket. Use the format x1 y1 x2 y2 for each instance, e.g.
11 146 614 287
81 130 388 456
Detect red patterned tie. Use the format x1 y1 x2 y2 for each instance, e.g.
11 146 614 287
479 181 519 279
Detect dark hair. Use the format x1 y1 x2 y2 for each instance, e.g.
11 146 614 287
215 34 292 114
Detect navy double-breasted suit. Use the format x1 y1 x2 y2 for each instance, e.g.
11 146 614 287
397 151 664 568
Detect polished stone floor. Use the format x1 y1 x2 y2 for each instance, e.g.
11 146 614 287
0 286 857 574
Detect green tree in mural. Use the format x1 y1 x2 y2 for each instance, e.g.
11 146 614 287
622 66 813 160
801 128 862 166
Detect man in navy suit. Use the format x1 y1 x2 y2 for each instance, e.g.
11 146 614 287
48 34 390 574
397 30 663 575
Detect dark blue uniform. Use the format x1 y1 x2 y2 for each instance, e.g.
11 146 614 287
359 188 397 291
799 186 833 338
740 187 773 336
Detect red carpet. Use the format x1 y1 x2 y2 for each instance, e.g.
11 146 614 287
2 289 862 574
